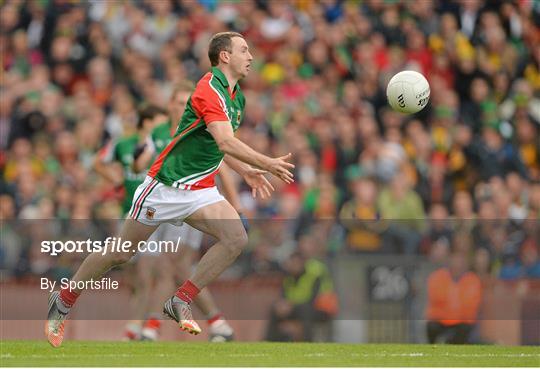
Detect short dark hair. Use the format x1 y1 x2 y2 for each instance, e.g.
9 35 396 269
137 104 166 129
208 32 244 67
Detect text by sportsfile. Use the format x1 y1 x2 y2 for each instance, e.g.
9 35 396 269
41 277 119 292
40 236 182 256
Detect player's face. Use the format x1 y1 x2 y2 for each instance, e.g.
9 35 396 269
229 37 253 79
169 91 190 120
144 113 166 131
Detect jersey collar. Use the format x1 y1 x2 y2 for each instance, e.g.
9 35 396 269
211 67 239 94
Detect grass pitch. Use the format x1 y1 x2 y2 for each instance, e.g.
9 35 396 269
1 341 539 367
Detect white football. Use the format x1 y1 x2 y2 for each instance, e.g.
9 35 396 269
386 71 430 114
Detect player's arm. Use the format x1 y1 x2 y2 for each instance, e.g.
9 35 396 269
207 121 294 184
223 154 251 177
93 142 123 187
223 154 274 200
132 139 155 173
218 162 250 230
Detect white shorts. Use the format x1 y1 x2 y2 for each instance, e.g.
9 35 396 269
129 176 225 227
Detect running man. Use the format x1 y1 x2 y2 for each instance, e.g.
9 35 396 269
136 82 241 342
46 32 294 347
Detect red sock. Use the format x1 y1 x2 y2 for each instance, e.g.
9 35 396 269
59 287 80 308
174 280 200 304
144 318 161 330
207 312 223 325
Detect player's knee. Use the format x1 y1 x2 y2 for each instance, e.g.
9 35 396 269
224 228 248 254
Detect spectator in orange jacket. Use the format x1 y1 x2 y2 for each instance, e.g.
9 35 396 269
426 252 482 344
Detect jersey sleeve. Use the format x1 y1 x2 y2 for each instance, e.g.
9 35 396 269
190 81 230 125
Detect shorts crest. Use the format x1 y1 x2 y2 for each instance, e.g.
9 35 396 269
146 207 156 219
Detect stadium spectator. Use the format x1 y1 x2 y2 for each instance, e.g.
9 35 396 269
378 170 426 254
265 251 337 342
339 173 384 252
426 252 482 344
421 203 453 255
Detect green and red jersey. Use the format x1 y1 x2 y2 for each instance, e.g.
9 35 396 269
99 135 149 214
151 120 176 154
100 122 171 216
148 67 245 190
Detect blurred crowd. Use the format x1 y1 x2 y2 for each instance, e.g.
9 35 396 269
1 0 539 283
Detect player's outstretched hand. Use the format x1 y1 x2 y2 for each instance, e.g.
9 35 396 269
267 153 295 184
244 168 275 199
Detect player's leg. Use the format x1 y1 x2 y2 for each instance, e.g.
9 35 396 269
144 222 233 340
183 201 248 288
265 304 287 342
46 218 157 347
426 321 445 344
163 200 247 335
448 323 473 344
140 223 178 341
124 221 168 341
292 303 321 342
140 255 176 341
178 248 223 316
47 176 174 346
70 219 157 291
141 238 204 341
146 245 234 341
122 262 143 341
174 225 235 341
129 253 159 338
265 300 296 342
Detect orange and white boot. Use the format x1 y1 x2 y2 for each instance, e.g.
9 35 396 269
45 291 68 347
163 296 201 335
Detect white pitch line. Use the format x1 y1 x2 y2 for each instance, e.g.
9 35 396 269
309 352 538 358
447 353 539 358
227 354 270 357
4 354 142 359
3 352 538 360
